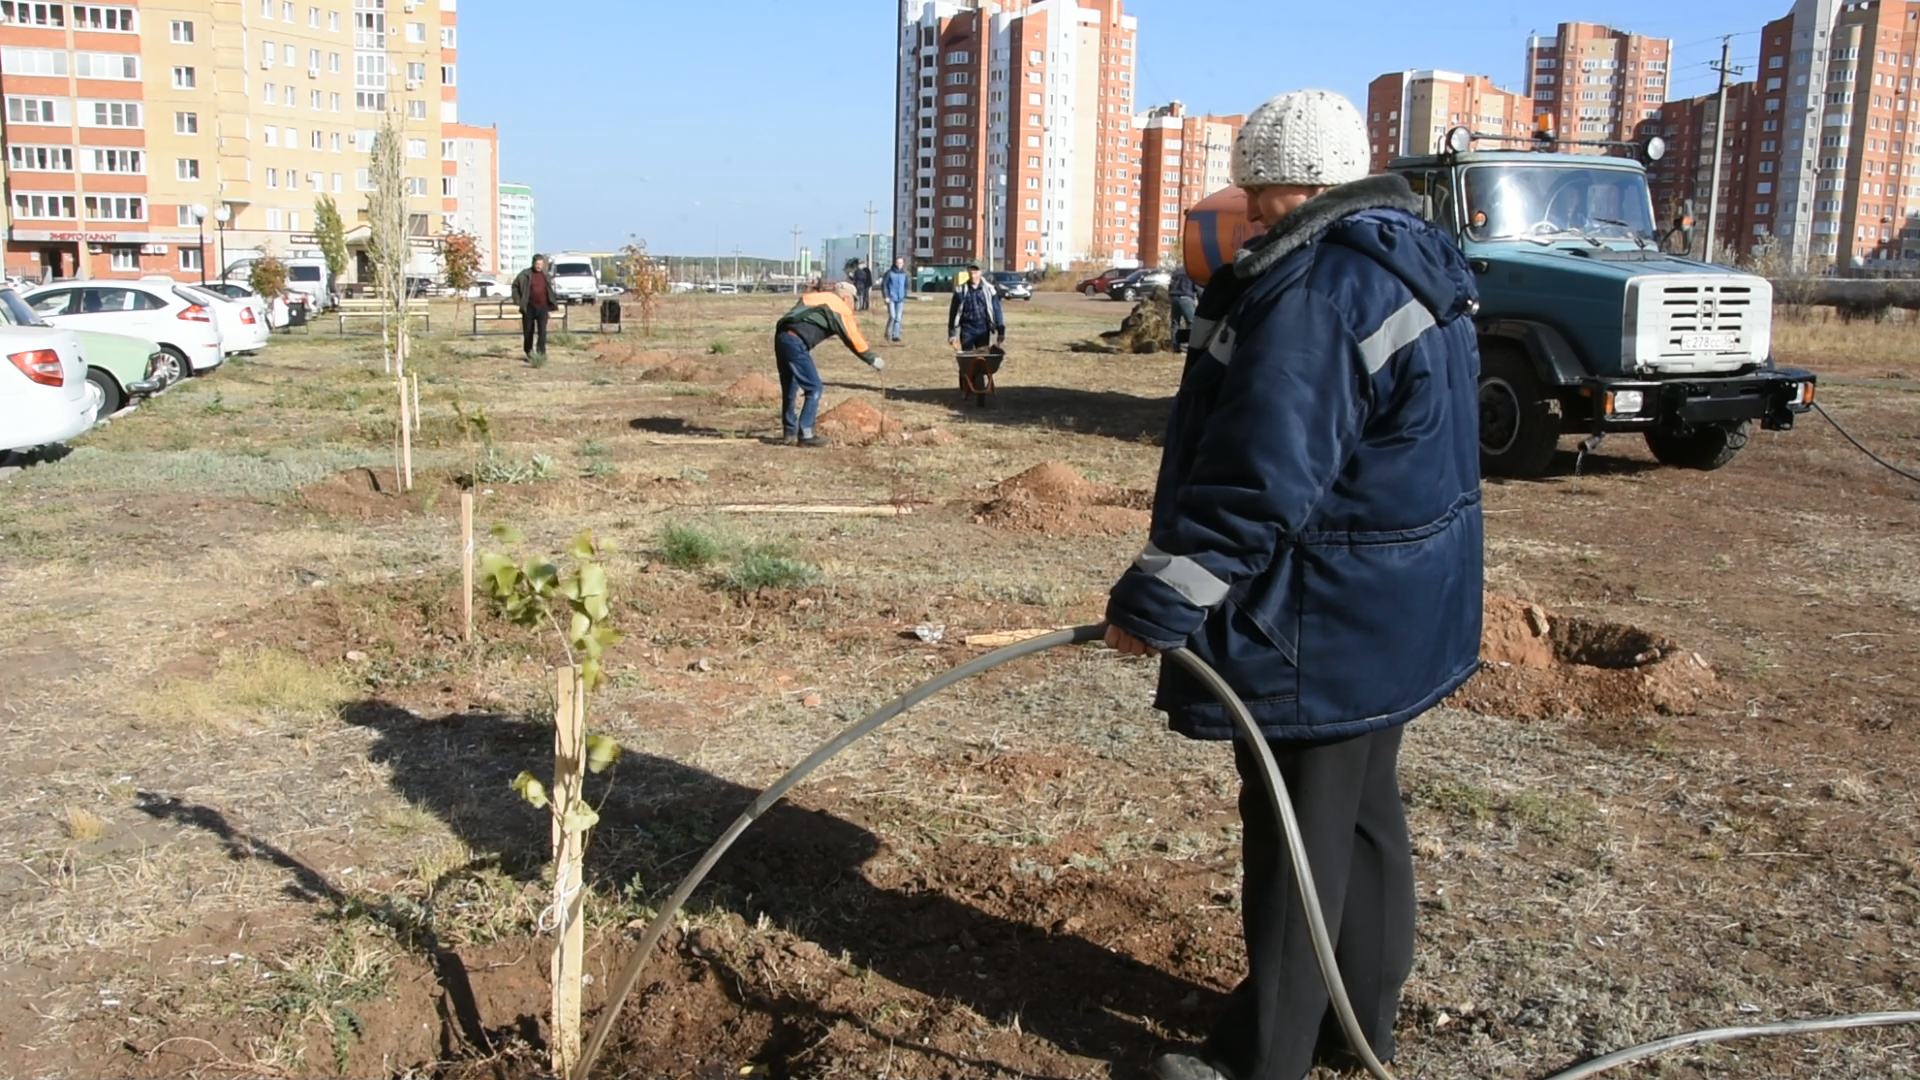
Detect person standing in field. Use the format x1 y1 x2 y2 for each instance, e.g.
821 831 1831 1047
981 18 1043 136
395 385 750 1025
1102 89 1484 1080
1168 267 1199 349
511 254 561 362
854 262 875 311
771 281 886 447
881 256 911 342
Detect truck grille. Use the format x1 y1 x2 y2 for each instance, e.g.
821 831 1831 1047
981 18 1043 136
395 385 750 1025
1628 274 1773 375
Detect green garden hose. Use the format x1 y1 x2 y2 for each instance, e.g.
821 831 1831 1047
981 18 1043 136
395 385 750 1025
572 624 1920 1080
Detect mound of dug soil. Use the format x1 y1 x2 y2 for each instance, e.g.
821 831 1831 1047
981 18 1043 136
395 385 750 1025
297 467 464 519
641 358 722 383
816 399 903 444
974 461 1152 536
1074 295 1179 354
1451 594 1721 720
718 373 781 405
592 343 676 368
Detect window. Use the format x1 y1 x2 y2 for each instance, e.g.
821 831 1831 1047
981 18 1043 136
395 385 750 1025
308 171 322 190
174 110 199 135
311 129 323 149
260 0 272 15
12 193 75 219
311 89 322 109
332 173 343 192
1 47 67 75
407 138 427 158
285 170 298 190
330 92 342 112
406 21 426 43
179 247 204 273
309 48 321 70
284 126 296 145
282 1 293 19
331 132 342 152
0 3 66 27
407 61 426 84
264 127 279 147
82 100 141 127
177 158 201 180
405 176 428 196
71 4 135 31
85 195 145 221
6 96 68 125
440 64 456 86
329 10 339 31
263 40 276 67
442 176 456 197
264 81 277 102
108 247 139 272
173 66 197 88
8 145 71 171
267 168 279 188
267 209 283 230
441 26 456 48
284 44 296 66
284 85 295 106
407 99 427 120
84 147 143 171
328 52 341 73
169 19 194 42
357 168 374 191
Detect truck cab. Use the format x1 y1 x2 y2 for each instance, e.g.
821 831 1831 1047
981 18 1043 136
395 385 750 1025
1389 126 1815 476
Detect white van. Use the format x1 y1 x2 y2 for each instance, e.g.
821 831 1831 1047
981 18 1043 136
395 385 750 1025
224 256 334 311
547 253 599 306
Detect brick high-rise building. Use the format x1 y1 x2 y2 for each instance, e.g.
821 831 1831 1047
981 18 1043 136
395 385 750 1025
1135 100 1239 267
1526 23 1671 148
1646 81 1766 259
894 0 1141 272
1365 70 1533 171
0 0 477 283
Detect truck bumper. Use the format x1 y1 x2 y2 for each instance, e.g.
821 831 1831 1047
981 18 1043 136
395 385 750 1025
1582 367 1816 433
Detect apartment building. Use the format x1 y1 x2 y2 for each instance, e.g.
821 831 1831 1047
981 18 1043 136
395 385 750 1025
894 0 1140 273
0 0 465 283
497 180 532 271
1135 100 1239 267
1365 70 1534 171
1526 22 1672 147
1646 80 1766 257
442 121 497 274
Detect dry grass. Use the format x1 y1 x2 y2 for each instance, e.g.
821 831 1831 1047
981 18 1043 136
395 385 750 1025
133 648 353 732
62 806 107 842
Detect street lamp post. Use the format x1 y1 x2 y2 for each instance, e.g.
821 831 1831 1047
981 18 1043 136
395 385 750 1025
189 203 209 284
213 204 232 283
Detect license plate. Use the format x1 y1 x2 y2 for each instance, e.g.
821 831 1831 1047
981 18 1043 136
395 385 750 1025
1681 333 1737 351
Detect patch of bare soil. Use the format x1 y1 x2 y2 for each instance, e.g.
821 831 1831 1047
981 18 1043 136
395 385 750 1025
717 373 781 405
1450 594 1721 721
641 358 724 383
591 342 675 368
974 461 1152 537
296 466 466 520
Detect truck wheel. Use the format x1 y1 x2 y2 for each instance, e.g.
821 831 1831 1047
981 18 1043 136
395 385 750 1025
1478 348 1561 478
1084 284 1100 297
86 368 123 419
1645 421 1749 470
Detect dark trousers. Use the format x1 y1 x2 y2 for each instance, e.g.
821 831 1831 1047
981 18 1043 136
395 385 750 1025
521 307 550 356
1203 726 1414 1080
1171 295 1198 347
773 330 824 437
856 285 871 310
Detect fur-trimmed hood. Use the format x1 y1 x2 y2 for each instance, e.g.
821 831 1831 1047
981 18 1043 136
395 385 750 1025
1231 174 1425 280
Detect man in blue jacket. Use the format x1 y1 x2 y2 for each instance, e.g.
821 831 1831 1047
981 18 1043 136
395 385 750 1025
947 262 1005 353
1104 90 1484 1080
881 256 911 342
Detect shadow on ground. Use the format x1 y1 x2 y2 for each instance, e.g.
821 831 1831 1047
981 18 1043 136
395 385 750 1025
333 700 1220 1076
826 376 1174 443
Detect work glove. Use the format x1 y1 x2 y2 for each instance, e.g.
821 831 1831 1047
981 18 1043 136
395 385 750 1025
996 331 1006 347
948 338 961 352
867 355 886 371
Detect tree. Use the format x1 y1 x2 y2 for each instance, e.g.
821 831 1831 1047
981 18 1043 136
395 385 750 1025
619 235 669 337
366 110 413 488
249 254 289 301
440 229 482 326
313 194 348 287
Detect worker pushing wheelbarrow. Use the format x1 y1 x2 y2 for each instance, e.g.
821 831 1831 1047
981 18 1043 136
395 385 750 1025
948 262 1006 408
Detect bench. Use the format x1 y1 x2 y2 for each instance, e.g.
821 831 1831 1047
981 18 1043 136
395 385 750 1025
336 297 431 335
469 299 573 337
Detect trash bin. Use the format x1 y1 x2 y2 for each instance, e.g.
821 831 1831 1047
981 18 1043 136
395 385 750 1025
600 298 622 328
286 300 309 329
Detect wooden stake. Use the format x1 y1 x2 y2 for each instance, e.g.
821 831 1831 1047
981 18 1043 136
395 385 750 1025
460 492 474 643
411 372 421 433
714 502 915 516
397 374 414 491
550 667 588 1077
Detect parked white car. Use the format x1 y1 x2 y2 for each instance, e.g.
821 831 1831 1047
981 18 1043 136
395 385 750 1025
24 280 226 375
200 282 275 329
0 323 94 454
172 282 270 355
464 276 508 299
548 254 599 306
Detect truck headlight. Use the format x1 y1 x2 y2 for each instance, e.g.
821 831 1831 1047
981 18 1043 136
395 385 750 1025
1790 382 1815 406
1608 390 1645 415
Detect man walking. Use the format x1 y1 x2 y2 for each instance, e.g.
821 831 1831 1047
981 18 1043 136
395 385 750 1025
853 262 875 311
881 256 910 342
946 262 1005 354
1102 89 1484 1080
511 254 560 362
771 281 885 446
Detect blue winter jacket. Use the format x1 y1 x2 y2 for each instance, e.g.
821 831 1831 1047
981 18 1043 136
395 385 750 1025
882 266 910 303
1106 174 1485 742
947 282 1005 341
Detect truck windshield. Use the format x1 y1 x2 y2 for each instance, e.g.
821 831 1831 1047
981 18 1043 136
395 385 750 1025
1462 164 1656 244
290 266 323 281
554 263 593 277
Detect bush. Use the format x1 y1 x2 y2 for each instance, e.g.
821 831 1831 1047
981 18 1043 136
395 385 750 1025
725 547 817 592
708 340 733 355
659 522 721 569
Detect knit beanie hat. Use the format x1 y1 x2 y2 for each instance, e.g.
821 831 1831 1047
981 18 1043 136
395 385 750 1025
1231 89 1369 189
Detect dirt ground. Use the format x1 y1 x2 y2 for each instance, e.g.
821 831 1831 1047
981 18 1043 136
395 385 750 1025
0 292 1916 1080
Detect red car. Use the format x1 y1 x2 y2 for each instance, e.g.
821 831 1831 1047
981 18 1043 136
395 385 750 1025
1074 267 1131 297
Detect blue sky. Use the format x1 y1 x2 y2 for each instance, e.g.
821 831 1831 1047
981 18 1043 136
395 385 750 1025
456 0 1775 258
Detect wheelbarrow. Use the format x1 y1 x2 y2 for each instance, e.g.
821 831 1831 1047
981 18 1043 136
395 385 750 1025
955 345 1005 408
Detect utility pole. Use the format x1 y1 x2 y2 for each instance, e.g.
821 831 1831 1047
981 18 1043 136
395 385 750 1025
1704 37 1745 265
863 201 877 274
791 225 802 291
732 247 741 287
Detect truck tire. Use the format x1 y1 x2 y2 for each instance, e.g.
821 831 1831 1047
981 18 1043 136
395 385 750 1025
86 367 123 419
1645 420 1749 470
1478 347 1561 478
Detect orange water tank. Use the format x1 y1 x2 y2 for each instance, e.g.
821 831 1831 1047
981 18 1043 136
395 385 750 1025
1182 186 1260 287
